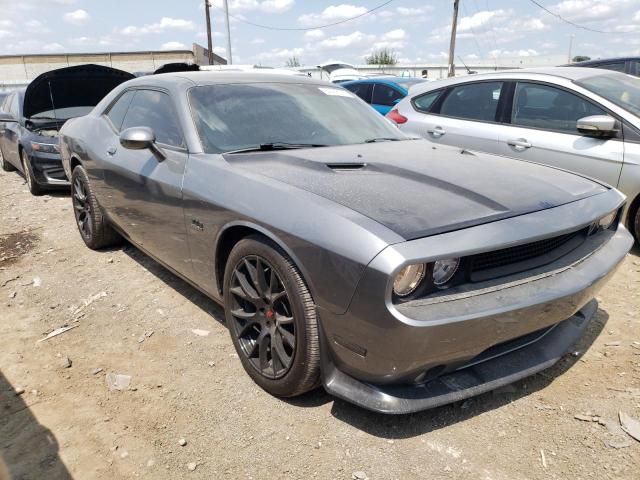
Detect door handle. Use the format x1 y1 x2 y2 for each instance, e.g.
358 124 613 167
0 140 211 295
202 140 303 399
427 126 446 137
106 147 117 156
507 138 532 151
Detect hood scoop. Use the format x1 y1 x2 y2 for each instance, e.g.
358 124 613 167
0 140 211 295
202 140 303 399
326 162 367 172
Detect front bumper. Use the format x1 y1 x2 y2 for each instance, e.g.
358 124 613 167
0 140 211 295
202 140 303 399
323 299 597 414
27 151 69 187
319 189 633 413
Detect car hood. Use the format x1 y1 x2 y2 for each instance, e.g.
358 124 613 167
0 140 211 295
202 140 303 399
23 64 134 119
225 141 608 241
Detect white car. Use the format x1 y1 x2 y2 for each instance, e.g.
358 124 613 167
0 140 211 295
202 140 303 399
389 67 640 241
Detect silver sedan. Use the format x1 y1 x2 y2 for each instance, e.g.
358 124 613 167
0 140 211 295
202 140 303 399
389 67 640 241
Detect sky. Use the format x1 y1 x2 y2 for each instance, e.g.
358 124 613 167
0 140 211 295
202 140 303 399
0 0 639 66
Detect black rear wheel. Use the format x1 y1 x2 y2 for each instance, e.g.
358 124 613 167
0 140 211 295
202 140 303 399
633 205 640 244
0 146 15 172
224 236 320 397
71 165 122 249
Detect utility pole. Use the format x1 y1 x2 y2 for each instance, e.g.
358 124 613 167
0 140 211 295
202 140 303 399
567 34 574 63
205 0 214 65
447 0 460 77
223 0 233 65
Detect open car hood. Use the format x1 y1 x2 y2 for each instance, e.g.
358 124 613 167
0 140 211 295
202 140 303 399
24 64 134 119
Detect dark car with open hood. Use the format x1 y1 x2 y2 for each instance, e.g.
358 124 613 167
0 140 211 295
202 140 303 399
60 72 633 414
0 64 133 195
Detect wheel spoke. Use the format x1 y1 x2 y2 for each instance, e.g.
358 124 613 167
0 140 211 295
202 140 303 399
231 308 256 320
278 325 295 348
258 331 270 371
270 290 286 304
255 259 270 299
272 331 291 369
233 270 260 302
276 313 294 325
236 319 259 339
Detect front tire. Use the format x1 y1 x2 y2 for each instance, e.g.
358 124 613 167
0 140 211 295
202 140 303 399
20 150 43 195
0 146 15 172
223 236 320 397
71 165 122 249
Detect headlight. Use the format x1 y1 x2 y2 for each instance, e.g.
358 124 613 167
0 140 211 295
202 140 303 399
433 258 460 286
30 141 59 154
598 211 617 230
393 263 426 297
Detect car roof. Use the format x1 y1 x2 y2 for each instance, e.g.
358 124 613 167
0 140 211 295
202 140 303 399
341 77 425 88
407 66 629 95
125 71 328 88
570 56 639 66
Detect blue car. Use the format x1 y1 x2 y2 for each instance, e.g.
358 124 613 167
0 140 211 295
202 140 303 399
342 77 428 115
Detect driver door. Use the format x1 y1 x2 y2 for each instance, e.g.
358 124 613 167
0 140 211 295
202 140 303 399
102 88 191 276
495 81 624 188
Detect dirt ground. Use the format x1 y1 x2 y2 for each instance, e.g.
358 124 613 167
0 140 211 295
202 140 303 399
0 167 639 480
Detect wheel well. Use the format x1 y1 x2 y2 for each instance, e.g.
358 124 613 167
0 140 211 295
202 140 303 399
627 193 640 239
215 225 264 295
70 156 82 172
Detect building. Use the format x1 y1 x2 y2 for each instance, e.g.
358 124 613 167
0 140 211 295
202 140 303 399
0 43 226 91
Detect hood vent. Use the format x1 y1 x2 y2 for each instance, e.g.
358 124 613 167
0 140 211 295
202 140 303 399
326 162 367 172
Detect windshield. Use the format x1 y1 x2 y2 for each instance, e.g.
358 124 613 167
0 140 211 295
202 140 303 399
31 106 93 120
188 83 406 154
576 74 640 117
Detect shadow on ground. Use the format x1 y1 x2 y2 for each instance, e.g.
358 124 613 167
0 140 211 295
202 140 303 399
114 238 611 437
0 370 72 480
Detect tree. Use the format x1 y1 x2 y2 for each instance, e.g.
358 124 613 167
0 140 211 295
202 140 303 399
365 48 398 66
572 55 591 63
286 56 301 68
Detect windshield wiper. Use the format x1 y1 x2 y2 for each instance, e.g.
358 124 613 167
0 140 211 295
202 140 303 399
225 142 329 154
364 137 402 143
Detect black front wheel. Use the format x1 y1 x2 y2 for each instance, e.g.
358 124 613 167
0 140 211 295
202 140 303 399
20 150 43 195
224 236 320 397
71 165 121 249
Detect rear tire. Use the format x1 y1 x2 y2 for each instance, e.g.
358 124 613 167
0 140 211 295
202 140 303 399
0 146 15 172
633 205 640 244
223 235 320 397
20 149 43 195
71 165 122 250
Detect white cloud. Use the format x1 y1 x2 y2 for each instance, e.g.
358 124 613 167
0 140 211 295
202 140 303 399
299 4 368 26
63 9 89 25
119 17 196 36
42 42 65 52
372 29 407 50
160 41 186 50
489 48 539 57
549 0 632 23
304 29 324 40
318 31 374 49
211 0 294 13
396 6 433 16
251 38 265 44
256 47 304 62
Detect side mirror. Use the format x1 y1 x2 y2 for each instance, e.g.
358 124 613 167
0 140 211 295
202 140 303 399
119 126 165 161
577 115 617 137
0 112 17 123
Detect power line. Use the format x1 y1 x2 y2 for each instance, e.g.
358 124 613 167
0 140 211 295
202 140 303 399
209 0 394 31
527 0 635 34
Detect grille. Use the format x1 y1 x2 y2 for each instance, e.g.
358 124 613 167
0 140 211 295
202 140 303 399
469 229 586 281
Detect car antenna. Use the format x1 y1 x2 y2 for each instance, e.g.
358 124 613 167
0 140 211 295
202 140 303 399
47 80 61 130
457 56 477 75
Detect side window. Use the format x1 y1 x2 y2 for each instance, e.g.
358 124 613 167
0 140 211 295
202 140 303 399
344 83 372 103
0 93 12 113
630 60 640 77
595 62 626 73
9 94 20 118
439 82 503 121
372 84 403 107
105 90 135 132
512 82 606 133
412 90 441 112
121 90 184 147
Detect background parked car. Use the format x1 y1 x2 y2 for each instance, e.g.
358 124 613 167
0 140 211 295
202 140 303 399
569 57 640 77
0 64 134 194
388 67 640 242
342 77 428 115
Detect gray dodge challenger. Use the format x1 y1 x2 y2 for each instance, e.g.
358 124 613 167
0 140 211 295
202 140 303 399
60 72 633 414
